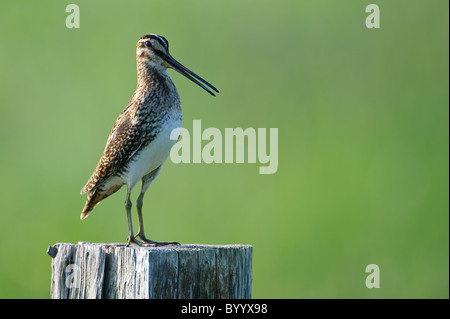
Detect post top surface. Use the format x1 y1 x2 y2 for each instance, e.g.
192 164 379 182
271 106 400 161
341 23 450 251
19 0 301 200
49 242 252 253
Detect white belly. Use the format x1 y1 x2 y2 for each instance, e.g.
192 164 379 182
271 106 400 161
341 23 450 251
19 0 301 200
126 116 182 190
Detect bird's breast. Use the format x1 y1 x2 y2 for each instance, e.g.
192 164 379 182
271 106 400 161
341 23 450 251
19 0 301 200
125 107 182 189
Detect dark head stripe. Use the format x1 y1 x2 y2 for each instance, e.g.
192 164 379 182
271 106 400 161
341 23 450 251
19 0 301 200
140 34 168 49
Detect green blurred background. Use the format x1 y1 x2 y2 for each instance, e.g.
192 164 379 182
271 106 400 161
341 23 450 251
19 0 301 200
0 0 448 298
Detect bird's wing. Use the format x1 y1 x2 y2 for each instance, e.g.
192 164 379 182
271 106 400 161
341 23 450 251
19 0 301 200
80 114 146 194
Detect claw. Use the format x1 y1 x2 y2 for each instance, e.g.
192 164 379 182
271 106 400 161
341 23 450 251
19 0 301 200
134 232 180 246
127 236 143 247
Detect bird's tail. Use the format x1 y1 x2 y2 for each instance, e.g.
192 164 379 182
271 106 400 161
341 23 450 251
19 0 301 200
80 185 122 220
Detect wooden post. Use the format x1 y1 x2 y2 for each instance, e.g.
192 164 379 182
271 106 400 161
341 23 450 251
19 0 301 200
48 242 252 299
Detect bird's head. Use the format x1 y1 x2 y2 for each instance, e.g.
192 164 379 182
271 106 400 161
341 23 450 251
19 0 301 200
137 34 219 96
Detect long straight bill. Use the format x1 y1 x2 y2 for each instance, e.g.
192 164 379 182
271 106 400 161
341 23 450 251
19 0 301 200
165 54 219 96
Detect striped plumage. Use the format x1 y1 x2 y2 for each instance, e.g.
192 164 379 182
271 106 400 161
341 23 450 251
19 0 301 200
80 34 218 246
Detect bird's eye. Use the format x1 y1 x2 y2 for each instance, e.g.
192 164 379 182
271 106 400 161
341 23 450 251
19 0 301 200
145 41 151 47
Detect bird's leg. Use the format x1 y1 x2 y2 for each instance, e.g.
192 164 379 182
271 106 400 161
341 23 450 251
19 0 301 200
135 190 180 246
125 187 142 246
135 192 154 245
134 166 180 246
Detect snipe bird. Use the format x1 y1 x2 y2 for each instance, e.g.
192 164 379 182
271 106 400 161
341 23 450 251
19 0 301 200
80 34 218 246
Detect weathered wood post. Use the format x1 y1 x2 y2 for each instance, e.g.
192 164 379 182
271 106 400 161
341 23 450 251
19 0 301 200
48 242 252 299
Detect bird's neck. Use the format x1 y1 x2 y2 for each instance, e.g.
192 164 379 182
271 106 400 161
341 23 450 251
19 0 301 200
136 61 170 91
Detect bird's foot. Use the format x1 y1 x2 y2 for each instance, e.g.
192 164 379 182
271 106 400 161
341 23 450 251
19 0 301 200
134 233 180 246
126 236 144 247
